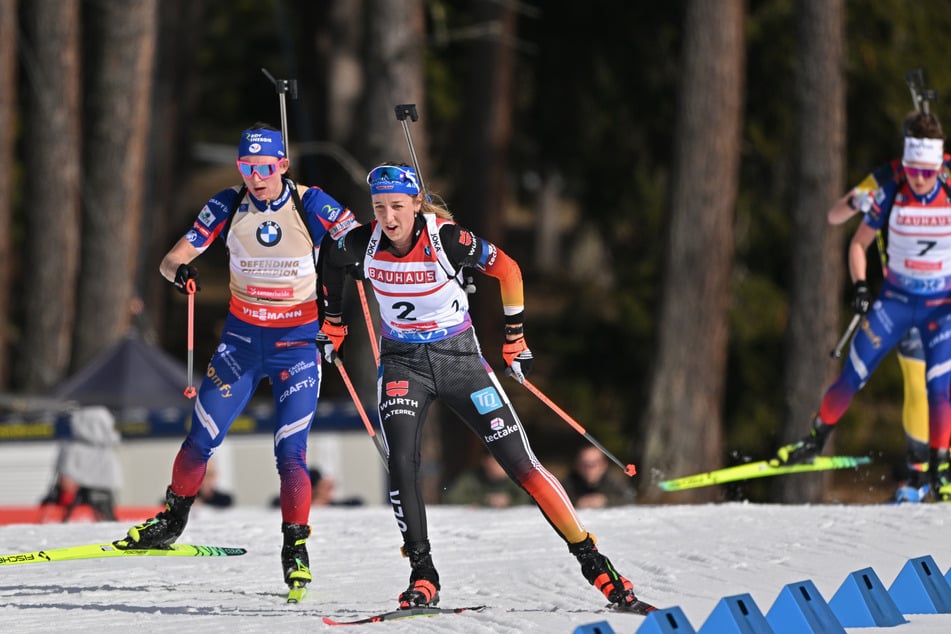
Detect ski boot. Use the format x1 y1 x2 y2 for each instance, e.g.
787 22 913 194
927 448 951 503
398 540 440 608
117 487 195 549
771 416 835 466
569 533 639 609
281 523 313 589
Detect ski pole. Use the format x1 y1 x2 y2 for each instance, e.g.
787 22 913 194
333 357 388 471
183 279 197 398
830 313 861 360
355 280 380 366
905 68 939 115
394 104 428 196
520 379 637 477
261 68 298 161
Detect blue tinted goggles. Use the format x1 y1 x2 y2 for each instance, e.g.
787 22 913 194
367 165 420 195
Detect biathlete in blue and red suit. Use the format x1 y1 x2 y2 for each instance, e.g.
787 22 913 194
117 123 358 593
317 162 650 611
826 112 951 502
776 112 951 502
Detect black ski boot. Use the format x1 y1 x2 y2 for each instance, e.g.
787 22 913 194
398 540 440 608
772 416 835 466
281 523 313 588
119 487 195 549
928 448 951 502
569 533 639 608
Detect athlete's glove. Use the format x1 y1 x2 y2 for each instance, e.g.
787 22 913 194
173 264 201 295
345 261 366 281
851 280 872 315
316 321 348 364
848 191 874 214
502 337 533 383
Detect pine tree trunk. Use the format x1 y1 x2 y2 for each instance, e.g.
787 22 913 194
440 0 518 487
0 0 16 388
18 0 82 393
145 0 205 347
776 0 845 503
363 0 444 502
73 0 157 369
640 0 745 503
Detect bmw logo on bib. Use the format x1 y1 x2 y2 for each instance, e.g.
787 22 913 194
256 220 282 247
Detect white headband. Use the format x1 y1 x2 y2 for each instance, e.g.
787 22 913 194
903 137 944 165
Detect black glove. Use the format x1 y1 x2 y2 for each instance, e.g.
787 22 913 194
345 262 366 281
851 280 871 315
173 264 200 295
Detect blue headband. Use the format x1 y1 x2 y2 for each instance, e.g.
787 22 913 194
367 165 420 196
237 129 285 158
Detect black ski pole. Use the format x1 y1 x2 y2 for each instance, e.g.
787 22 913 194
394 104 428 196
261 68 298 161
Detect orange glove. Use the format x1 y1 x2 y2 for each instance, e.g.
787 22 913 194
317 321 348 363
502 337 533 383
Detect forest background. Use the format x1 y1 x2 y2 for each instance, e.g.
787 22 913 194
1 0 949 505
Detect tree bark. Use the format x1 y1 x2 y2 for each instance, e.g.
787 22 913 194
363 0 444 502
18 0 83 393
431 0 519 486
775 0 845 503
74 0 158 369
0 0 16 388
640 0 745 503
145 0 206 348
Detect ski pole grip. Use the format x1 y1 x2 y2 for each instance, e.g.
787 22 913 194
395 104 418 122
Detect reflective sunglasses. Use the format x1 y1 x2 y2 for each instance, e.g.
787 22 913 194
902 163 939 179
236 159 282 179
366 165 418 187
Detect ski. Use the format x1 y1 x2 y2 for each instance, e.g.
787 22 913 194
616 599 658 615
287 582 307 604
0 541 247 566
322 605 487 626
657 455 872 492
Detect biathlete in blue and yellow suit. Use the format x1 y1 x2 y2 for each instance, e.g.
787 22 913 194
317 162 650 611
828 158 951 502
117 124 358 592
777 112 951 502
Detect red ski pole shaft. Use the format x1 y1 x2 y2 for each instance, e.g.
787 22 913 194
522 379 637 477
184 279 197 399
334 357 388 470
355 280 380 365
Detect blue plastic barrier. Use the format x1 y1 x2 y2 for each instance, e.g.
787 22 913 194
572 621 616 634
765 580 845 634
636 606 697 634
698 593 773 633
828 567 907 627
887 555 951 614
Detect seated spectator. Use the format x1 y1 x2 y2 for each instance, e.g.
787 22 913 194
39 406 122 522
271 466 363 508
561 445 636 508
443 453 532 508
196 459 234 508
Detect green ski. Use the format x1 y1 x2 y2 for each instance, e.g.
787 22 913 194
0 541 247 566
657 455 872 492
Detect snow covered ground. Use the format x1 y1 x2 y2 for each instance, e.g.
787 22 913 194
2 503 951 633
